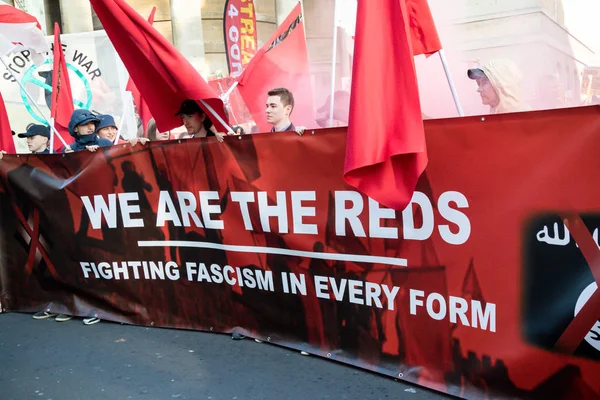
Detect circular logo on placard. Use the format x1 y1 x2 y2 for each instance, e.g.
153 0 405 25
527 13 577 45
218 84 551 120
20 59 92 124
574 282 600 351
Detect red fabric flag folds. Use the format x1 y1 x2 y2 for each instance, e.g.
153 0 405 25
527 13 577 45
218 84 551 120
51 23 74 150
344 0 428 211
90 0 227 133
0 92 16 153
125 7 156 136
406 0 442 56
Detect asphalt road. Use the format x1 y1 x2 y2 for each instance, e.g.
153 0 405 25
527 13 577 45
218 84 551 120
0 312 452 400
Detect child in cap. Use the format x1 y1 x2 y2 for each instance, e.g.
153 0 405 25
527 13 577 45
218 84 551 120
96 114 150 146
95 114 119 143
18 124 51 154
64 109 113 153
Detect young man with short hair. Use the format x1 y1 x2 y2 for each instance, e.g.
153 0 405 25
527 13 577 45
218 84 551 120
266 88 304 135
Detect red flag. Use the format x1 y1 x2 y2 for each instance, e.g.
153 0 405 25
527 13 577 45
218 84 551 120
90 0 228 133
344 0 428 211
405 0 442 56
50 23 74 150
0 92 16 153
336 0 441 58
0 1 49 57
125 7 155 136
237 3 316 132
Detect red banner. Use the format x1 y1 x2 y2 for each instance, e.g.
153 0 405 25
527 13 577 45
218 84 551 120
223 0 258 77
1 107 600 399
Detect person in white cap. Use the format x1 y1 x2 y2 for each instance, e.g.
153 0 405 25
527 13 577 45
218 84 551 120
468 59 531 114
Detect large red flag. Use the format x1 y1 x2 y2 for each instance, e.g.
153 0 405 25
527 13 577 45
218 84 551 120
0 92 16 153
344 0 428 211
336 0 441 57
125 7 155 136
50 23 74 150
237 3 316 132
90 0 228 133
405 0 442 56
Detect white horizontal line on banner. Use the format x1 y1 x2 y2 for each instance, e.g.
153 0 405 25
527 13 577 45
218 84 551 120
137 240 408 267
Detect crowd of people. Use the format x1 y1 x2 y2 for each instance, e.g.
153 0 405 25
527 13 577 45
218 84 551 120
4 57 592 158
1 87 304 158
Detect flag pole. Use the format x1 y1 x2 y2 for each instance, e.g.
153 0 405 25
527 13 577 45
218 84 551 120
49 117 55 154
328 0 339 127
0 57 69 147
200 100 235 134
437 49 464 117
116 91 133 144
218 81 240 125
220 81 238 101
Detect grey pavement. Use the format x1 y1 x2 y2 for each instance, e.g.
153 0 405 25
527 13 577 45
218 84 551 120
0 312 452 400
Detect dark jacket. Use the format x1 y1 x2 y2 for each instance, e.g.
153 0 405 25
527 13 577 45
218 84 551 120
64 134 113 153
271 122 296 132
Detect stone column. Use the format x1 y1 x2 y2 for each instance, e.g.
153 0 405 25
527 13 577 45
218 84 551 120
170 0 207 76
58 0 94 33
21 0 47 33
301 0 336 103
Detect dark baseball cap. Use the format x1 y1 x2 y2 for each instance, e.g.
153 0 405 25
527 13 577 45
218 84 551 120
175 100 203 116
18 124 50 139
96 114 117 131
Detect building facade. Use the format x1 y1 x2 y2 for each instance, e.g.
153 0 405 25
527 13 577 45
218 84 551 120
6 0 599 117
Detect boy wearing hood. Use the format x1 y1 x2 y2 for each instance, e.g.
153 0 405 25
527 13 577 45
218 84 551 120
64 109 113 153
468 59 531 114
